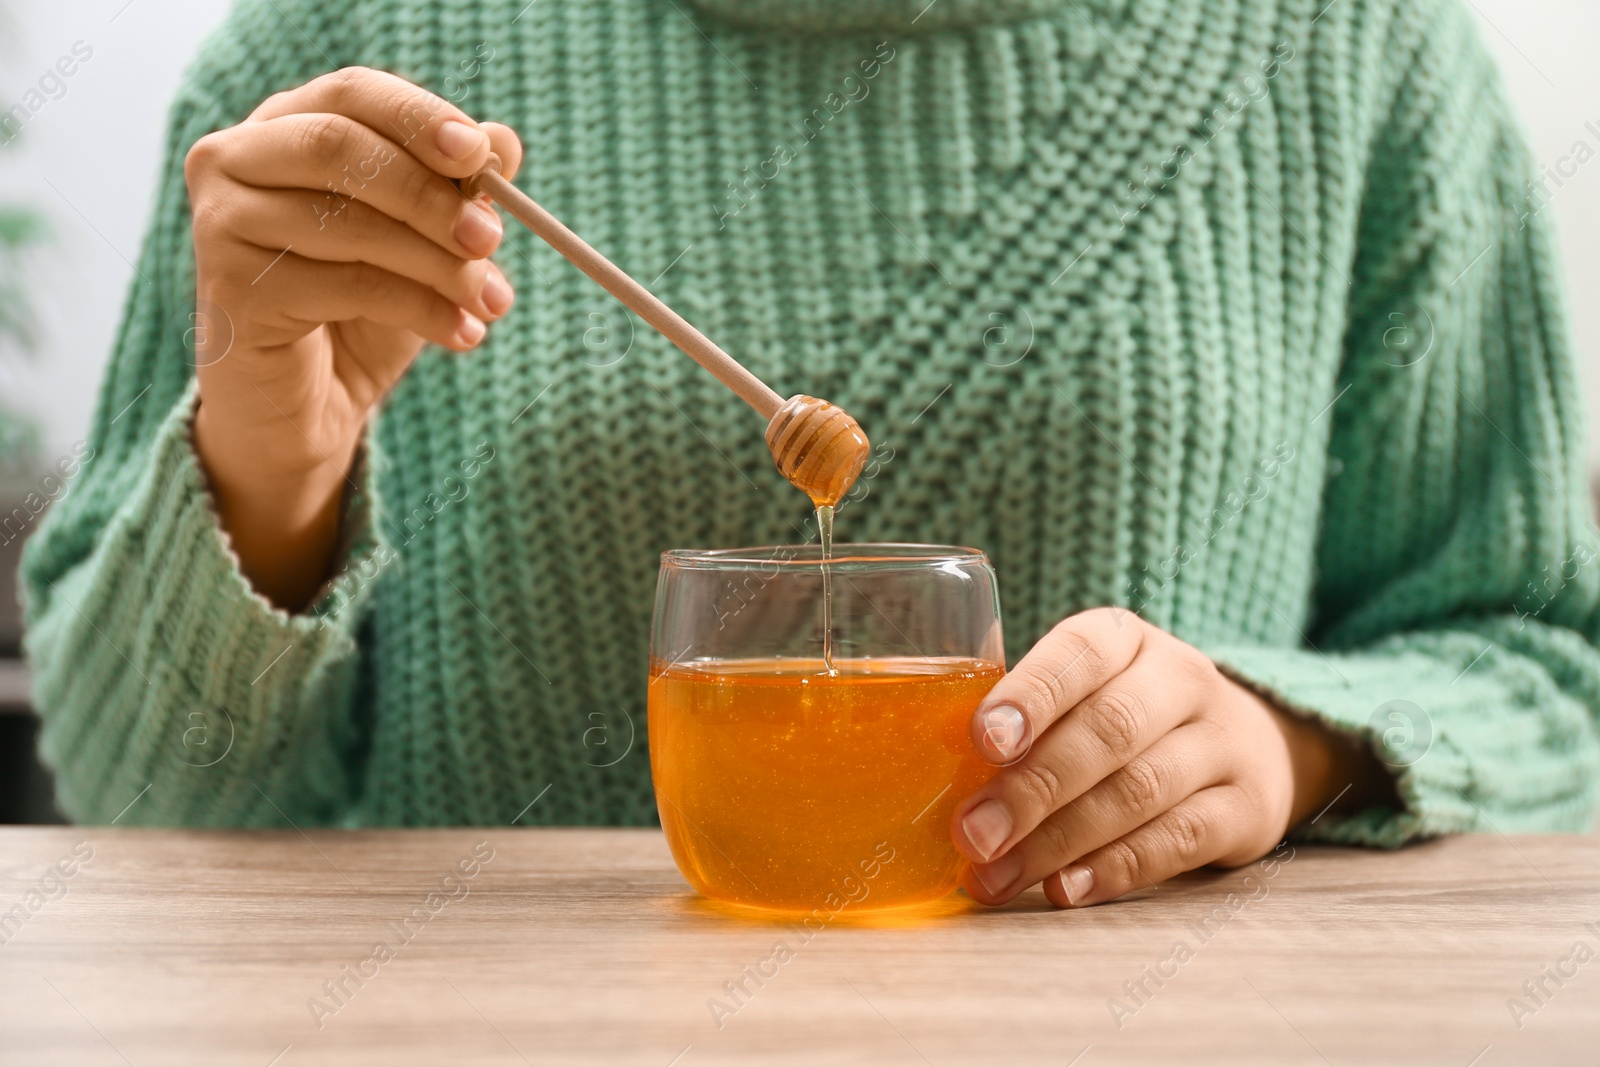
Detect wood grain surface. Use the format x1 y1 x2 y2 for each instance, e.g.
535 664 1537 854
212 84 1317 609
1 828 1596 1066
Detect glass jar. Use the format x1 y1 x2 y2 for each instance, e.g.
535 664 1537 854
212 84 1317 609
648 543 1005 913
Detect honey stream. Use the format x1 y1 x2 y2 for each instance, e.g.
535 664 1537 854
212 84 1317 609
817 504 836 675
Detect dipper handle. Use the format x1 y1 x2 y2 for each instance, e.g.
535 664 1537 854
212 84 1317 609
463 155 871 505
463 155 783 419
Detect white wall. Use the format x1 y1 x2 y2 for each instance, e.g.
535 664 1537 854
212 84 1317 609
1472 0 1600 475
1 0 1597 468
0 0 235 469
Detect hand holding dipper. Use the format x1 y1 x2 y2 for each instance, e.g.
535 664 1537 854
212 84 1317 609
461 155 871 508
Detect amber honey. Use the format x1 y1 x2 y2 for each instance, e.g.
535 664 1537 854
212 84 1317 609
648 656 1004 912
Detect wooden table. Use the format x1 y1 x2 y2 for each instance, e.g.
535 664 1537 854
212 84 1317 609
1 828 1596 1065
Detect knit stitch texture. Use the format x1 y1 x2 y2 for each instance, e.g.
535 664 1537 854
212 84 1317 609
21 0 1600 843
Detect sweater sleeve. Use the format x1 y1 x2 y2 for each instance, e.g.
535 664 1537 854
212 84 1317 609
17 2 388 827
1205 2 1600 846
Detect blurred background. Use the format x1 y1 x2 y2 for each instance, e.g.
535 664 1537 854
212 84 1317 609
1 0 1597 821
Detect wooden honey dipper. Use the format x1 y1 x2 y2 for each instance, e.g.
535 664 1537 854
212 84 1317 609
461 155 870 508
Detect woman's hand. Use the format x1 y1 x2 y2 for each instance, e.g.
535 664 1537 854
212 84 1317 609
184 67 524 610
952 608 1395 907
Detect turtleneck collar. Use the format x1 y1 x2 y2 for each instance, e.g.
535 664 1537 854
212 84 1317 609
680 0 1118 33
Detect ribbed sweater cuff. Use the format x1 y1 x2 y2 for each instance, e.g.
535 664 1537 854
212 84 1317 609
30 380 394 824
141 381 389 701
1204 644 1478 848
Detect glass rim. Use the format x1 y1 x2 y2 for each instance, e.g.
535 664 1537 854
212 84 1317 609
659 542 990 570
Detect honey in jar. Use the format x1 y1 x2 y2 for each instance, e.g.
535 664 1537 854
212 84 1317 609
649 655 1004 912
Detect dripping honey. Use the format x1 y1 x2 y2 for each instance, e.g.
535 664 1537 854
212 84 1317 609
648 656 1004 912
815 504 836 673
766 395 866 676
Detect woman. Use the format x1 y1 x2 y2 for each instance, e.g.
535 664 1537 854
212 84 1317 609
23 0 1600 908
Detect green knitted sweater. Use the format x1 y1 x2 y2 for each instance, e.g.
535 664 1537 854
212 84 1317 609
21 0 1600 843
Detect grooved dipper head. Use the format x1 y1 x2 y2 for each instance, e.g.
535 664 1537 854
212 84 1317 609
764 395 871 508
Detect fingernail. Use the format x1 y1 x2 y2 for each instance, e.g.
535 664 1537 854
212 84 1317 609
457 313 486 347
973 853 1021 897
960 799 1013 862
437 119 485 161
1059 865 1094 906
481 268 514 317
972 704 1031 765
455 203 502 258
